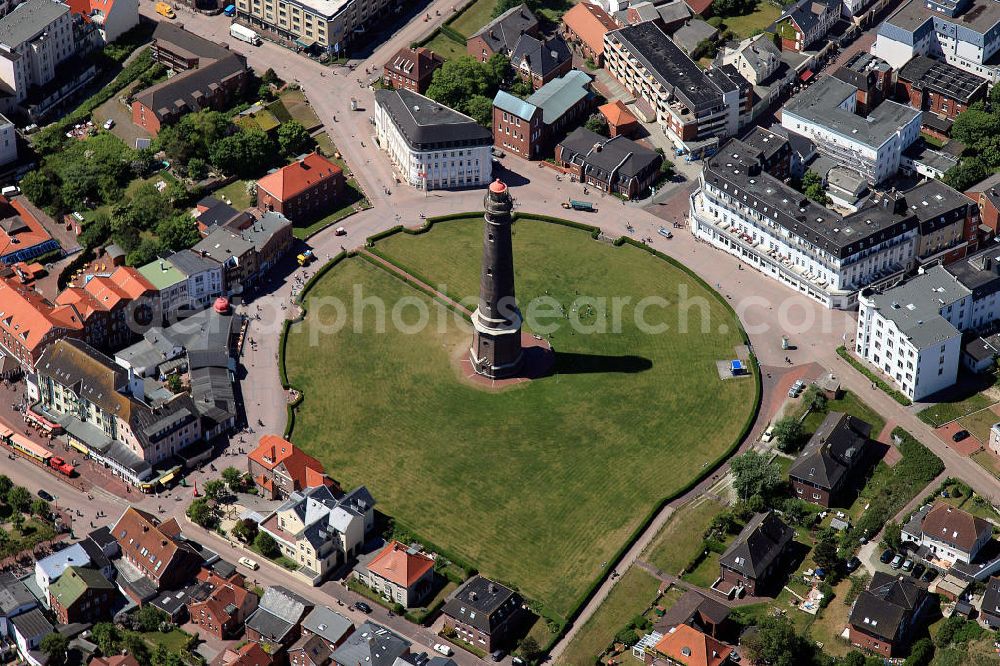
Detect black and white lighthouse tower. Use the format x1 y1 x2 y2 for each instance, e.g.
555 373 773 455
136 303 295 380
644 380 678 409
469 179 523 379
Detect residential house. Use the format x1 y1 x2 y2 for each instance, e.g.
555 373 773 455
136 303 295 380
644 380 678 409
0 572 38 636
193 228 259 296
510 34 572 90
598 100 639 138
35 543 91 606
54 266 156 353
441 576 524 652
90 656 142 666
35 339 202 484
355 541 435 608
788 412 871 507
561 2 618 66
300 605 354 650
132 23 249 135
256 152 345 224
289 635 331 666
907 179 978 264
67 0 139 44
247 434 335 500
186 569 258 639
492 70 593 159
774 0 838 52
139 249 224 321
651 624 732 666
831 52 895 115
718 34 780 87
111 507 203 593
716 511 794 597
329 621 409 666
966 172 1000 234
257 485 376 584
218 641 273 666
848 572 930 657
374 88 493 191
555 127 662 199
898 55 988 122
245 585 313 655
382 47 443 94
738 126 792 180
653 589 730 638
980 575 1000 628
0 197 60 266
223 211 293 276
48 565 119 624
901 503 992 564
671 19 718 56
194 196 242 233
0 277 85 371
11 608 52 666
466 4 539 62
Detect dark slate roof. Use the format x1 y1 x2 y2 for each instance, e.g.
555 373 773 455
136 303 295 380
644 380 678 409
470 3 539 54
168 248 220 277
441 576 522 634
982 575 1000 618
246 585 312 642
374 88 492 151
87 526 117 552
197 198 240 228
788 412 870 490
785 0 836 36
899 55 988 105
511 34 571 78
655 589 729 631
558 127 661 180
330 621 410 666
719 511 793 578
740 127 789 163
0 572 36 615
903 178 971 235
10 608 52 638
849 572 926 642
607 21 732 113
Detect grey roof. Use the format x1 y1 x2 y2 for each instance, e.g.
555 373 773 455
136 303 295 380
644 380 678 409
731 34 781 79
903 140 958 174
788 412 870 490
193 228 255 265
740 127 789 163
827 166 867 197
969 172 1000 194
442 576 522 635
330 621 410 666
705 138 918 258
510 34 571 79
783 76 921 150
470 3 538 54
168 248 221 277
899 56 987 105
196 198 240 228
920 111 952 134
945 244 1000 300
117 307 237 375
558 127 661 181
784 0 837 37
10 608 52 639
525 70 592 124
903 179 970 235
290 633 331 663
189 366 236 427
375 88 492 151
225 212 292 253
247 586 312 642
0 572 36 615
982 576 1000 618
964 336 994 362
883 0 1000 35
0 0 68 50
719 511 793 578
301 605 354 644
655 589 729 631
656 0 691 25
608 21 732 113
849 572 926 642
671 19 719 54
866 265 968 348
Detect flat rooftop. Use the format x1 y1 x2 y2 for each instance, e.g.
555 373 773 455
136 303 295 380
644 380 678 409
867 265 967 348
885 0 1000 34
783 76 920 149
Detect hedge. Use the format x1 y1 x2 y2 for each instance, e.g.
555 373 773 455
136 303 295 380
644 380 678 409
439 24 466 44
836 345 912 406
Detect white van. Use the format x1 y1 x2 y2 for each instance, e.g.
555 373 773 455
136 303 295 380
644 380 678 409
2 186 19 197
238 556 259 570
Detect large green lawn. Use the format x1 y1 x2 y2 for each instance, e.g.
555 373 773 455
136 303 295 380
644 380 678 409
643 498 725 576
720 2 782 39
284 217 757 623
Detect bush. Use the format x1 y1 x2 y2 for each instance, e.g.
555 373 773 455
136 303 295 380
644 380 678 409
255 531 280 558
836 346 912 405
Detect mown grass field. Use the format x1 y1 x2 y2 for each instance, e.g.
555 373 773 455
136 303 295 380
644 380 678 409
643 498 725 576
284 217 757 623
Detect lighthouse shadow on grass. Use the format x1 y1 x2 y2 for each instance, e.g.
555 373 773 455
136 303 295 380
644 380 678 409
552 352 653 375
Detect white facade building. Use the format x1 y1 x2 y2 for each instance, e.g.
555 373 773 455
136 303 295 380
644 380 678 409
374 88 493 191
0 112 16 166
235 0 399 55
690 138 920 309
0 0 75 104
780 76 921 184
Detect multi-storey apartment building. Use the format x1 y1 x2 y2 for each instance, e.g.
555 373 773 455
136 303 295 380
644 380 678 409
781 76 921 185
603 21 740 154
0 0 77 111
139 249 224 322
691 138 921 309
234 0 396 54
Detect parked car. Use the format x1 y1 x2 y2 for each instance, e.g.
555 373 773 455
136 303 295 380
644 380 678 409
792 379 806 391
952 429 971 442
911 563 926 579
880 549 894 564
902 558 914 572
891 554 904 569
845 557 861 573
37 489 54 502
921 568 938 582
354 601 372 614
103 119 114 130
238 557 259 571
490 650 506 662
657 227 673 239
433 644 453 657
761 425 775 443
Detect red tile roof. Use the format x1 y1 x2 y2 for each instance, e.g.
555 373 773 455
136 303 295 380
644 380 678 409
223 642 272 666
256 153 342 203
599 100 638 127
654 624 732 666
249 435 331 491
563 3 618 58
0 196 53 258
367 540 435 588
111 507 196 582
54 266 154 325
0 277 84 358
384 47 444 83
90 656 141 666
683 0 713 15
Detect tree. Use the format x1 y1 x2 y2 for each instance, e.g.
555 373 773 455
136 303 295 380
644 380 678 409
6 486 31 513
881 521 902 550
262 68 280 85
11 513 24 533
812 528 840 571
222 466 243 489
134 605 169 633
187 157 208 180
186 498 216 528
801 170 829 205
802 385 827 412
944 158 989 192
465 94 495 127
492 0 537 17
952 103 1000 147
30 499 50 517
40 632 69 666
839 653 867 666
120 633 150 665
517 636 542 663
231 518 258 544
79 213 112 249
730 451 782 501
904 638 934 666
202 479 226 500
0 475 12 496
254 531 280 558
772 417 805 453
20 170 59 209
277 120 312 157
426 55 509 125
585 113 610 137
210 128 276 178
711 0 755 15
90 622 121 656
126 237 164 267
739 616 811 666
156 213 200 251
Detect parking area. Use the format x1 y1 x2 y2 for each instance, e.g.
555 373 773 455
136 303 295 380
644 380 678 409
935 421 983 456
92 82 151 148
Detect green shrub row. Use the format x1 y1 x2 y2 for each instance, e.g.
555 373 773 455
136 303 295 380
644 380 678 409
516 212 601 239
836 345 912 406
439 24 466 44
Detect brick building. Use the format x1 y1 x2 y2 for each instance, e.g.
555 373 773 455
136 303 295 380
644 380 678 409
898 56 987 122
382 47 443 94
510 34 572 90
555 127 661 199
467 3 539 61
492 70 592 159
186 569 257 640
717 511 793 597
111 508 203 595
247 434 335 499
256 152 345 224
441 576 524 652
788 412 871 507
561 2 618 66
48 566 118 625
849 573 930 657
